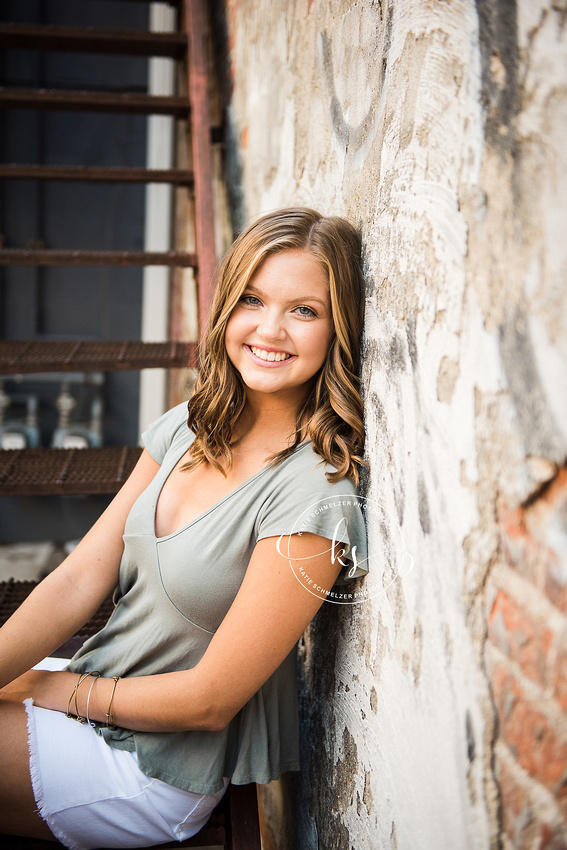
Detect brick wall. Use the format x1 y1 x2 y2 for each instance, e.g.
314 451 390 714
487 469 567 848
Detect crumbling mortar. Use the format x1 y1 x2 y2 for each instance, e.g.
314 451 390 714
463 472 506 849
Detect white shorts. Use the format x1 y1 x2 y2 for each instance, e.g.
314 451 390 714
25 658 229 850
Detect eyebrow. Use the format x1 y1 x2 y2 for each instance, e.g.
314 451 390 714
244 284 328 307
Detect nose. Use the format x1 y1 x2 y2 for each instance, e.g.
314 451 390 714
256 308 287 341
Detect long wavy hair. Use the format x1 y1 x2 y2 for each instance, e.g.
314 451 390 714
185 207 365 483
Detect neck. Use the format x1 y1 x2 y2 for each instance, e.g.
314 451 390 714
234 387 308 446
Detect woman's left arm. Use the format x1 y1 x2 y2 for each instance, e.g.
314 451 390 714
1 533 342 731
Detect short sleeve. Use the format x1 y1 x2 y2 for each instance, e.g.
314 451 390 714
256 450 368 580
141 402 191 464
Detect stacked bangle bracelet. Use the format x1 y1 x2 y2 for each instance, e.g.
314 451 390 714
66 671 121 729
85 672 102 728
105 676 121 729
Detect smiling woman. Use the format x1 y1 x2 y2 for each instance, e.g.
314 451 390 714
0 208 368 850
224 250 335 397
186 208 366 483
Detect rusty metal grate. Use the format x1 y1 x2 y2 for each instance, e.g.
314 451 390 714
0 446 142 495
0 340 197 374
0 578 115 632
0 578 116 658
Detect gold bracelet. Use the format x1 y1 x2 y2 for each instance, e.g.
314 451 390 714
66 672 92 723
74 672 92 722
66 676 79 719
85 672 102 728
105 676 121 729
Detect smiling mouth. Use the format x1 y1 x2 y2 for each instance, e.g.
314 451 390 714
248 345 293 362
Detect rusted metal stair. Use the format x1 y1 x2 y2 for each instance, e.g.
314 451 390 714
0 340 197 375
0 0 215 496
0 10 264 846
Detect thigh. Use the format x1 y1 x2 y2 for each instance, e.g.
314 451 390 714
0 699 57 841
24 699 228 850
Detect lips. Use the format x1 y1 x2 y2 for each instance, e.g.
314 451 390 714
246 345 295 364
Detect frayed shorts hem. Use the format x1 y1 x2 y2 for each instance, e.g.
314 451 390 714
25 697 82 850
24 660 228 850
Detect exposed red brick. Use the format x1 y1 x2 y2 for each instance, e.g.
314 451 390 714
499 505 547 592
496 748 541 849
491 474 567 843
495 747 567 849
528 472 567 614
488 656 567 793
488 587 554 689
498 471 567 614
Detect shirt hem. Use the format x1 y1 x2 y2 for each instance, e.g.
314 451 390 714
104 737 300 795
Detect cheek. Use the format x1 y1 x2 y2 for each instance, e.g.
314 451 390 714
305 323 334 364
224 312 247 349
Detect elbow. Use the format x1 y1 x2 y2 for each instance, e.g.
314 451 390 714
204 716 229 733
185 672 241 732
201 705 237 733
184 699 234 733
194 701 239 733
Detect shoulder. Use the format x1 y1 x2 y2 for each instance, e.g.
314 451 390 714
256 442 367 575
141 402 194 464
269 442 358 501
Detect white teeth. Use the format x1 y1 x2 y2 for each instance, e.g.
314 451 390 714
250 346 291 362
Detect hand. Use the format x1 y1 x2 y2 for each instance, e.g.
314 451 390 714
0 669 54 704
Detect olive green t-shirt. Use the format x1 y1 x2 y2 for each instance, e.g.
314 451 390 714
67 403 368 794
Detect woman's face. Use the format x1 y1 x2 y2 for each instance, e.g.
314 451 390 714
225 249 335 402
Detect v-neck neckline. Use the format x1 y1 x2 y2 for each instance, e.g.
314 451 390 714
153 433 307 541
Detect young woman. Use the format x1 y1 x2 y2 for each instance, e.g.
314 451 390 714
0 208 368 849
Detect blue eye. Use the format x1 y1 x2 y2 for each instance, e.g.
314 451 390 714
240 295 261 306
295 305 316 317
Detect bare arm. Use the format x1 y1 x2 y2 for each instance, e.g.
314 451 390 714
5 531 342 731
0 449 161 688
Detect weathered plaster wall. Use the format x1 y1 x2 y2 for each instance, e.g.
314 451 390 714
215 1 567 847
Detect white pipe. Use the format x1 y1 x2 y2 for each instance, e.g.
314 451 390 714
138 3 176 437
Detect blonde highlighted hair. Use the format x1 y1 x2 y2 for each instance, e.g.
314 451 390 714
185 207 365 483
